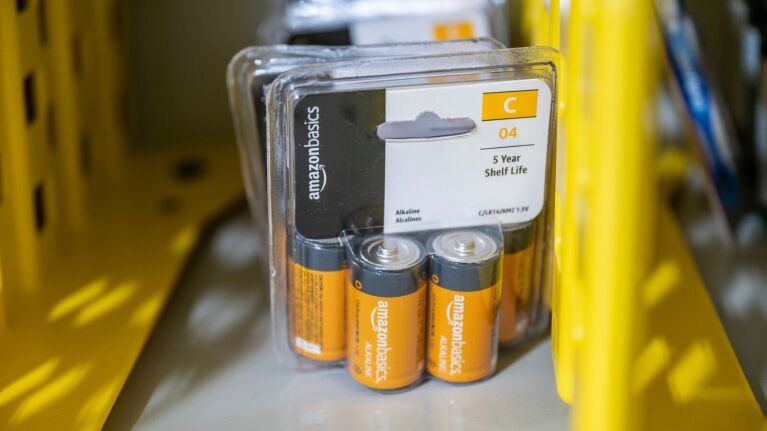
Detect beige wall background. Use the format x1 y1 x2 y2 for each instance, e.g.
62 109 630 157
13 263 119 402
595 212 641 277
127 0 272 142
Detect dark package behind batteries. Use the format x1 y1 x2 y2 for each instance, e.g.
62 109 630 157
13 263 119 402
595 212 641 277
230 44 559 390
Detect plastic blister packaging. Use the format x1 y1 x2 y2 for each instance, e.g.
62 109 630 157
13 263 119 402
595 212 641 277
260 0 510 46
227 38 504 242
231 44 558 389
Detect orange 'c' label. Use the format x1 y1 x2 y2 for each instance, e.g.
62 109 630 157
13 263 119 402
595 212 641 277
433 21 475 41
482 90 538 121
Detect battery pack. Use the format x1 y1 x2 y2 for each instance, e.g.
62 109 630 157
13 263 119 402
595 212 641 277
230 45 559 389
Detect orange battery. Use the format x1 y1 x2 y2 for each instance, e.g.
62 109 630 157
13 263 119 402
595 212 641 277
427 230 502 383
347 235 427 391
498 222 536 344
290 234 347 362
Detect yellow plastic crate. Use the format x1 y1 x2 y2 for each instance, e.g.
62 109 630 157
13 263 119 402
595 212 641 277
526 1 767 430
0 1 242 429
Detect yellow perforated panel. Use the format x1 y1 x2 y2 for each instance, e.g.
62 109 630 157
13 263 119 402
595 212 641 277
0 1 243 429
542 0 767 430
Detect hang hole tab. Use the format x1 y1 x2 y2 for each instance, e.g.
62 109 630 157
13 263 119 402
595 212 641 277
376 111 475 141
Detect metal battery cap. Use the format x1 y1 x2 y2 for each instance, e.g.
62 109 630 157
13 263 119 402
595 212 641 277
431 230 498 264
359 236 423 270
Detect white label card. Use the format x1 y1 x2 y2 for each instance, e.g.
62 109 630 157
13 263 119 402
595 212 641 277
383 79 553 233
349 10 490 44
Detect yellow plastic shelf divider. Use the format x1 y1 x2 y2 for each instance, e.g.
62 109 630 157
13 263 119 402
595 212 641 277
0 1 245 430
0 141 243 431
638 206 766 430
545 0 767 430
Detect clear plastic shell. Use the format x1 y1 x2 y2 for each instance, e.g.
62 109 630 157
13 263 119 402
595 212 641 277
227 44 559 388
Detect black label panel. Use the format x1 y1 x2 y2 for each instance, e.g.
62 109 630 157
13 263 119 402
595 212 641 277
288 27 352 46
293 90 386 239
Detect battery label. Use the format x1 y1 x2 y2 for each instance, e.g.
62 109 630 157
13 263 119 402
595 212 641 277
427 282 500 382
294 337 321 355
292 79 553 239
290 260 347 361
348 283 426 390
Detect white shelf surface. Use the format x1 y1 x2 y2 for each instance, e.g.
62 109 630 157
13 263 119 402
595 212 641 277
104 211 570 431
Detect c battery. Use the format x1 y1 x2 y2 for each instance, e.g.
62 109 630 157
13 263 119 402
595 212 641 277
498 222 536 344
347 235 427 391
427 230 502 383
290 233 347 362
